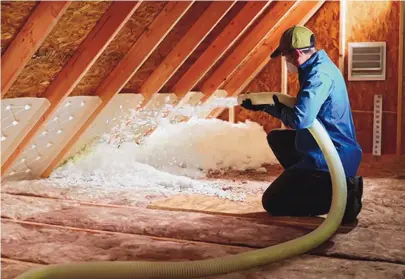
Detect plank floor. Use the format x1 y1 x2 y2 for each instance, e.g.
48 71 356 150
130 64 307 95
2 154 405 278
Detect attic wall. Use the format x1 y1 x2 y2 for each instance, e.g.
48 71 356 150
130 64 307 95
345 0 400 154
223 0 402 155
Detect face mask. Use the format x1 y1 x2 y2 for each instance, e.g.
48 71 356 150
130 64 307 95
286 61 298 73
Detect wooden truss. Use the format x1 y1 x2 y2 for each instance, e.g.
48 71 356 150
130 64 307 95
1 1 326 178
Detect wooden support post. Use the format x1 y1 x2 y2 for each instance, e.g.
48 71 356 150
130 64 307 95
1 1 71 98
1 1 141 176
397 0 404 155
209 0 325 119
139 1 236 107
40 2 194 177
172 1 270 99
280 57 288 129
339 0 347 74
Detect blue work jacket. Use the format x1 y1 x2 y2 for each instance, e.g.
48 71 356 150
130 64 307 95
265 50 362 177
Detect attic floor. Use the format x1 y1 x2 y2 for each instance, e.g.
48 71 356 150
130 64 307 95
2 154 405 279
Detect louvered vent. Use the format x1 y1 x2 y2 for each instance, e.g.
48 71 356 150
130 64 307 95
348 42 386 81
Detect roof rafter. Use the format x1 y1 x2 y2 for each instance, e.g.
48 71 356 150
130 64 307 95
138 1 236 107
1 1 141 175
198 1 295 102
210 0 326 118
40 1 194 178
1 1 71 98
172 1 271 99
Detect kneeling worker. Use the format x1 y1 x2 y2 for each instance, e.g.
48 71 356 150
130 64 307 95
241 25 363 223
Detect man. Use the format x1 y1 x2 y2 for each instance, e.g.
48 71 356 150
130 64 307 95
241 25 363 223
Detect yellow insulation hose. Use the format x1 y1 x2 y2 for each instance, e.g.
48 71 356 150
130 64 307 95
15 93 347 279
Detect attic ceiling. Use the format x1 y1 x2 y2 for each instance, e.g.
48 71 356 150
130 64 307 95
1 0 325 177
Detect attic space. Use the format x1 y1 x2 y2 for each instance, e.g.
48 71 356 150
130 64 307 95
1 1 405 279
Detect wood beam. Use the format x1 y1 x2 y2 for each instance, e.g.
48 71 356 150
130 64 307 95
40 2 194 178
224 1 325 97
138 1 236 106
209 0 325 118
198 1 293 102
1 1 71 98
339 0 347 74
172 1 270 99
396 0 404 155
1 1 141 176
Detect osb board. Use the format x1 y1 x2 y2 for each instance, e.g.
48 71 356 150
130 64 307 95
287 1 340 97
161 2 247 93
353 112 397 154
1 1 38 55
123 1 211 92
246 58 282 93
344 1 400 112
4 1 111 99
70 2 167 96
194 2 281 92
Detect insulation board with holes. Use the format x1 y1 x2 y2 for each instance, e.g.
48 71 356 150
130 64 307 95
62 94 144 161
5 96 101 179
1 98 50 165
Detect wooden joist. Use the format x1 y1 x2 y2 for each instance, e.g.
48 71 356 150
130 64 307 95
172 1 270 99
1 1 71 98
209 0 325 118
40 2 194 178
1 1 141 176
139 1 236 107
198 1 295 103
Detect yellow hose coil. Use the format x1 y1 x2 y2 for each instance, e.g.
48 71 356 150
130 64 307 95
15 93 347 279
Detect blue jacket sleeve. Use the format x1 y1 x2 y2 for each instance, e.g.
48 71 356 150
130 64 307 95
280 72 332 130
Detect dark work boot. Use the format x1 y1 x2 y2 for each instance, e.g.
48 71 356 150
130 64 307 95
342 176 363 224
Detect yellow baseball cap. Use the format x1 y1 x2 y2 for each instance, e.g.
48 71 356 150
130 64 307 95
270 25 315 58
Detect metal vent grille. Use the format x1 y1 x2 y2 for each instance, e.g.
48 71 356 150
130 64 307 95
348 42 386 81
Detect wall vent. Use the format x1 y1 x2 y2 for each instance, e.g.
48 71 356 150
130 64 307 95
348 42 386 81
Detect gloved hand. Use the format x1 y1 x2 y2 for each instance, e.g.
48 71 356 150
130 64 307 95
241 99 264 111
272 95 288 115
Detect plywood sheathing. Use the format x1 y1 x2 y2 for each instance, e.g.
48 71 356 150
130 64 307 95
3 1 111 99
161 2 247 93
70 1 168 96
122 2 211 92
0 1 38 55
1 2 71 98
194 2 284 93
345 1 400 112
287 1 339 98
344 1 401 154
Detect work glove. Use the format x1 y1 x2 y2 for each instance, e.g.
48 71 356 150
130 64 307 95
241 99 266 111
272 95 289 115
